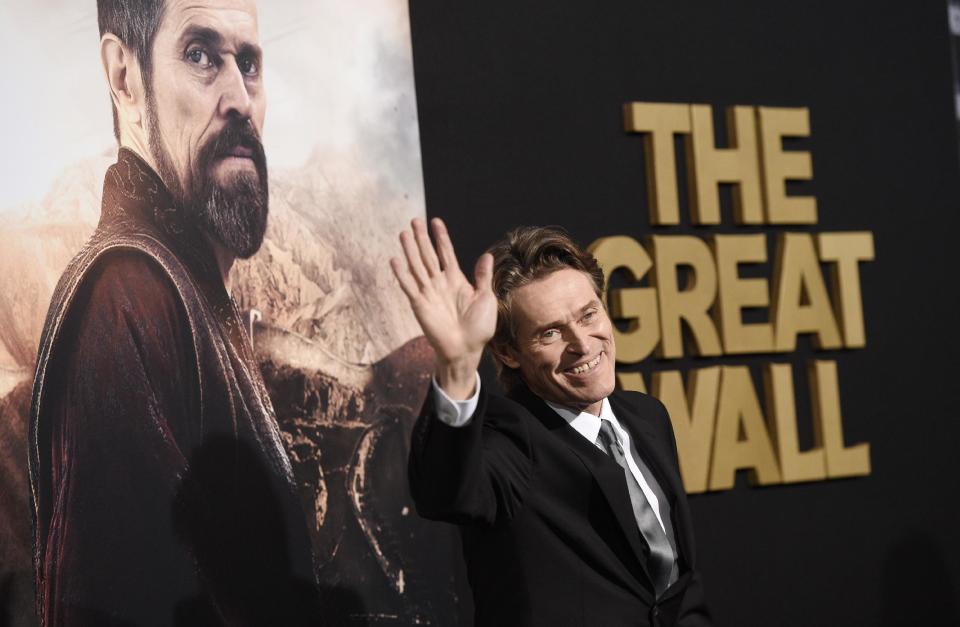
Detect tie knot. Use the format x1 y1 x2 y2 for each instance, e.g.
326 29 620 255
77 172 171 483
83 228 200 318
597 419 621 452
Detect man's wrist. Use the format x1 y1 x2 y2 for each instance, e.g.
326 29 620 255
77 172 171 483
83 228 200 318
435 355 481 400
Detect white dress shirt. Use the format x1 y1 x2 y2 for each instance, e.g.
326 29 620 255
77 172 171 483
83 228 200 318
431 377 668 533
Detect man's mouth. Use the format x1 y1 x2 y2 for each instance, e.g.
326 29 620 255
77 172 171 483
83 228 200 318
565 353 603 375
225 145 254 159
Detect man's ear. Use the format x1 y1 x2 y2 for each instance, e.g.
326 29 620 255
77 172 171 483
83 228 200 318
491 343 521 370
101 33 146 132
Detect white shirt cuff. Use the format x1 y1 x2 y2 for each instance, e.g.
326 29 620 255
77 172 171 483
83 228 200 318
431 372 481 427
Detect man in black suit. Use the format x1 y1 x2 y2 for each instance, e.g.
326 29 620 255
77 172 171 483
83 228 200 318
390 219 711 626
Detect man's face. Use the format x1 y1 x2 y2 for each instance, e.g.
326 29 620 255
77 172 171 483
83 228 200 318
146 0 268 259
502 268 616 415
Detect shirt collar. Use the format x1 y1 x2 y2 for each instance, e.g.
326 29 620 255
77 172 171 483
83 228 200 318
544 397 617 445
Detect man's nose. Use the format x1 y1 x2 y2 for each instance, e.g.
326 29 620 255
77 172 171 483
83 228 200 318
217 60 253 120
565 326 592 355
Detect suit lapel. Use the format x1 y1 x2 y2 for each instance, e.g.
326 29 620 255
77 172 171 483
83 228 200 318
608 392 693 567
508 386 656 595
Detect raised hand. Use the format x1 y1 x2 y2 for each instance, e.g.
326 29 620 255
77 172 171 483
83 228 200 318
390 218 497 400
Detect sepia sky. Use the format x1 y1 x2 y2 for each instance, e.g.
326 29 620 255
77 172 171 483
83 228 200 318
0 0 425 211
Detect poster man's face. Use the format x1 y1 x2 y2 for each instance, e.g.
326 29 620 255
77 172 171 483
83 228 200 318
502 268 616 415
147 0 269 259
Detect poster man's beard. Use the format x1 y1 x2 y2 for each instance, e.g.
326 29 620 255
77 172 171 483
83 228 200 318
148 107 269 260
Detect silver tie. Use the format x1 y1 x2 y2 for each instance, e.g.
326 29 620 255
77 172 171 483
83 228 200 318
596 419 677 596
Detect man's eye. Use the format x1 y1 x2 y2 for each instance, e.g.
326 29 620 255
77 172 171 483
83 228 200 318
237 56 259 77
186 47 213 68
541 329 559 342
583 309 604 325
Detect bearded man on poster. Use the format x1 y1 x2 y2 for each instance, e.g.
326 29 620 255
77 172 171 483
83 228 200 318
28 1 320 624
391 218 712 626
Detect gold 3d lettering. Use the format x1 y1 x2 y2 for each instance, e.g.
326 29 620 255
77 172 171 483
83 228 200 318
594 102 875 493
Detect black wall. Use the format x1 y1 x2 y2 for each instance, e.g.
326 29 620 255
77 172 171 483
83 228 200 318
409 1 960 625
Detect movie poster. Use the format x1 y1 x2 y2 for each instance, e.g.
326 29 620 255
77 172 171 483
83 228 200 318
0 2 456 624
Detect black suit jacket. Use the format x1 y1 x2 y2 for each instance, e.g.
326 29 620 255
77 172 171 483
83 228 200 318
409 382 711 627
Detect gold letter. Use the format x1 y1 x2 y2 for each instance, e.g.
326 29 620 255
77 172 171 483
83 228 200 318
623 102 691 225
713 234 774 354
589 236 660 363
817 232 875 348
653 367 720 494
709 366 782 490
757 107 817 224
651 235 722 359
764 362 826 483
772 233 843 351
810 360 871 478
687 105 763 225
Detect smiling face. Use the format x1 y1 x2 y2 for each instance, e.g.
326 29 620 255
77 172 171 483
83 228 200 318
146 0 269 258
500 268 616 416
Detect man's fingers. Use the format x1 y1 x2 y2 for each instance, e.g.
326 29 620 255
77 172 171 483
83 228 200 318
390 256 421 302
399 229 431 288
412 218 442 277
474 252 494 292
431 218 463 275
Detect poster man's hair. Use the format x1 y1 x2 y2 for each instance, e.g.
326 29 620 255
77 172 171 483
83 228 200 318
487 226 606 391
97 0 166 141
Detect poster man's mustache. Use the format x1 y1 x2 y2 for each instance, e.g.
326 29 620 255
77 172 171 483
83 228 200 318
199 119 267 173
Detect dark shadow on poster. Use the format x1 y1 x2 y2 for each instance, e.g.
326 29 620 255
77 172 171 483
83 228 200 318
172 435 344 626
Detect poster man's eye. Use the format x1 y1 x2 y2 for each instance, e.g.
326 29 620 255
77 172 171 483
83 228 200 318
186 47 212 68
237 56 259 77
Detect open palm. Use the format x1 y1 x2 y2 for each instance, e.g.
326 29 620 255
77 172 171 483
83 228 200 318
391 218 496 394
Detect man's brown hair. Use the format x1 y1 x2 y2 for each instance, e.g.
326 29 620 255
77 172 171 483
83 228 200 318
488 226 606 391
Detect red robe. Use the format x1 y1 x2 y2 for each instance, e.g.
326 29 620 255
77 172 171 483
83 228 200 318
29 149 320 626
